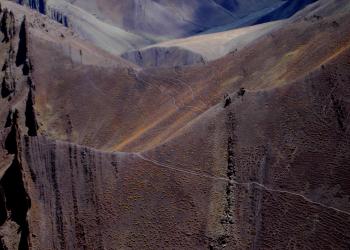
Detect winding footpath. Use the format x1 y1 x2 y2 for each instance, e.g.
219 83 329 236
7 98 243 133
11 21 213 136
135 153 350 217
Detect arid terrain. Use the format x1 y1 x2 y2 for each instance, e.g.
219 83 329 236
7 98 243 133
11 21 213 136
0 0 350 249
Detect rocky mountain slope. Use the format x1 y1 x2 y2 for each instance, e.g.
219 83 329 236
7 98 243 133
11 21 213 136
0 0 350 249
64 0 317 38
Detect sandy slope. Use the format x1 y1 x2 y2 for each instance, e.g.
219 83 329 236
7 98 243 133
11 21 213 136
123 20 284 67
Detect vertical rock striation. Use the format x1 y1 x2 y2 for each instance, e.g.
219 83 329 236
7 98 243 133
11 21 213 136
17 0 46 14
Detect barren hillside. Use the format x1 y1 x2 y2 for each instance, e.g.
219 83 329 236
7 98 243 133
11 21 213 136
0 0 349 249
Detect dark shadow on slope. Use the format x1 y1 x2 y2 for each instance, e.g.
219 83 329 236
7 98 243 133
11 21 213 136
197 0 318 35
213 0 239 12
254 0 318 24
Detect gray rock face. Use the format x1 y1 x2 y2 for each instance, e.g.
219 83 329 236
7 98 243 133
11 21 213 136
49 7 68 27
121 47 205 68
17 0 46 14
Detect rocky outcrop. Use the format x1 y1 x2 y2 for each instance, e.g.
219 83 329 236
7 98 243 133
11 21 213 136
0 8 38 247
209 112 237 249
1 42 17 99
22 58 32 75
0 9 39 247
5 109 14 128
0 8 15 43
25 88 39 136
17 2 67 27
13 16 33 76
1 71 15 98
0 8 9 42
49 8 68 27
16 17 28 67
17 0 46 14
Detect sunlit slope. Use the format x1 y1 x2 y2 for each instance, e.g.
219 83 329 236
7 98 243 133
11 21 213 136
27 0 350 152
122 20 284 67
46 0 151 55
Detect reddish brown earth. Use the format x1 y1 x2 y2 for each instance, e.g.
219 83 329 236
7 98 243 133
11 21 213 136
0 0 350 249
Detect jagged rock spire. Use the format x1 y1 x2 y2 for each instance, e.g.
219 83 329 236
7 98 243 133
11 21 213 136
16 16 28 67
25 88 39 136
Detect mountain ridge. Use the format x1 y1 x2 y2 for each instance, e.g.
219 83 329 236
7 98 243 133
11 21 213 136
13 0 319 56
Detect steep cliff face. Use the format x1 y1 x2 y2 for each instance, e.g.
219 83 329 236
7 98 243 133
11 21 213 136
0 111 31 250
0 7 38 249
